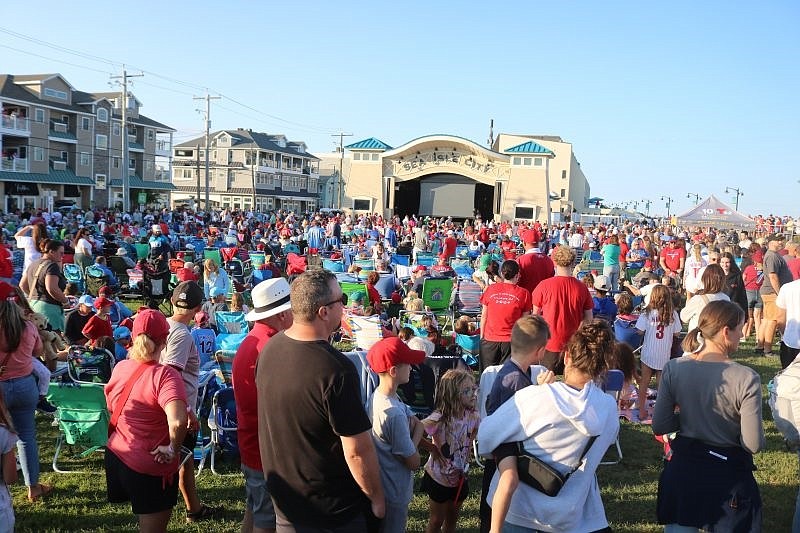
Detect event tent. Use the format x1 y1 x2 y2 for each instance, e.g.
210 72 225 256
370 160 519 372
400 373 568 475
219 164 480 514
675 195 755 229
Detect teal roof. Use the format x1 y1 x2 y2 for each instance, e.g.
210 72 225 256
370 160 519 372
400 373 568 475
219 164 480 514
345 137 392 151
0 169 94 185
110 175 175 190
504 141 553 155
48 130 78 141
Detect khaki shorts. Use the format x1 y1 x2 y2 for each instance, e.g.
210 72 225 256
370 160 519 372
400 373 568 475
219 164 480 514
761 293 779 321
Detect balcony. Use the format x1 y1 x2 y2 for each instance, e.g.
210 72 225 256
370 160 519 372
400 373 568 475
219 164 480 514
52 122 68 133
155 139 171 157
1 157 28 172
1 114 31 135
51 159 67 171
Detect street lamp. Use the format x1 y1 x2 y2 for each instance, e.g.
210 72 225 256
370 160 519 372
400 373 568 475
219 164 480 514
686 192 701 204
641 199 652 217
661 196 674 218
725 186 743 211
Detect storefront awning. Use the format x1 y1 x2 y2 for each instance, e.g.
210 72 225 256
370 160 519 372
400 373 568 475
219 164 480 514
63 184 81 197
6 182 39 195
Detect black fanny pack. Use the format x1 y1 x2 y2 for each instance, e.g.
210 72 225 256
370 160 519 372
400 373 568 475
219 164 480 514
516 435 596 497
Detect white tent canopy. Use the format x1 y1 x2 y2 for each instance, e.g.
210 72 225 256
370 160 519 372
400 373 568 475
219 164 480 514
675 195 755 230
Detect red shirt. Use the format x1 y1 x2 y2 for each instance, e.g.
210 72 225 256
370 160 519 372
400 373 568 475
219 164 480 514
659 246 686 272
480 283 531 342
176 267 199 283
105 360 186 476
787 257 800 280
531 276 593 352
618 241 629 264
365 283 382 310
232 322 278 470
440 236 458 259
82 314 113 344
516 251 555 294
500 240 516 259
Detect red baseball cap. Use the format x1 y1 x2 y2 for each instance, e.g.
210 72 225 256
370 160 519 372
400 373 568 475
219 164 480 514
93 296 113 310
367 337 426 374
132 309 170 346
0 281 16 300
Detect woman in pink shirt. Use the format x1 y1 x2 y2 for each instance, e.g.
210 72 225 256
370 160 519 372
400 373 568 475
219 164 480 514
0 282 46 502
104 309 188 532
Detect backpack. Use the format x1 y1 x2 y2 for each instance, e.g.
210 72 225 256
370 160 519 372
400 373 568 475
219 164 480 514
768 361 800 450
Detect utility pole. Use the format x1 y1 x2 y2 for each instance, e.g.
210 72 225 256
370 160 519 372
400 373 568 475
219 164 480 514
331 132 352 210
487 119 494 148
193 93 221 211
110 67 143 213
195 144 201 210
661 196 674 219
686 192 701 205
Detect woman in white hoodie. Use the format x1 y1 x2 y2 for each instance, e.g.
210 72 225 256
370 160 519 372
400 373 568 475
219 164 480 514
478 320 619 533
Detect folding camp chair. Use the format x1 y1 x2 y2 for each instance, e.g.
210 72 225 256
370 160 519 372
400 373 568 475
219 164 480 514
455 279 482 317
323 258 345 272
63 263 85 294
168 258 185 273
108 256 131 291
203 248 222 268
212 350 237 386
420 277 456 331
454 333 480 368
353 258 375 271
285 252 307 276
283 243 301 255
600 369 625 465
347 315 384 351
214 312 249 352
84 265 110 297
449 258 474 280
614 316 643 351
390 254 410 267
46 382 109 473
416 253 436 267
206 387 239 476
340 280 367 301
134 243 150 261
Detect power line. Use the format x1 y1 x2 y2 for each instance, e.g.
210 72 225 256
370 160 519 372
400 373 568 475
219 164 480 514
0 44 115 76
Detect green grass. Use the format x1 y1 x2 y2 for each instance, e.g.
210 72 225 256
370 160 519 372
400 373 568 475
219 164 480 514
10 342 798 532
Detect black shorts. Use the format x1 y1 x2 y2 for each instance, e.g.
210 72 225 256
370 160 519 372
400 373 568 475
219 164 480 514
105 449 179 515
421 471 470 504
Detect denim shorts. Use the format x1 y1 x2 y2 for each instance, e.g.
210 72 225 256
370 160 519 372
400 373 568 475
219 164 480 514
745 289 762 310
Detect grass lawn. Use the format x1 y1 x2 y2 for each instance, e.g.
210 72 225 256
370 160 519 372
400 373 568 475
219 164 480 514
9 340 798 532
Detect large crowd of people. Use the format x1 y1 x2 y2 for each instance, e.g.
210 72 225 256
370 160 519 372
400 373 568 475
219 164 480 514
0 203 798 532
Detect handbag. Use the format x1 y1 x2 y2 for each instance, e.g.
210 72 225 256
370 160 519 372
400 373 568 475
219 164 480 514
516 435 597 497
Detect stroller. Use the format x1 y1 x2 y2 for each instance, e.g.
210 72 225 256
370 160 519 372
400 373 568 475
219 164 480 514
142 258 173 312
65 345 115 384
63 263 85 294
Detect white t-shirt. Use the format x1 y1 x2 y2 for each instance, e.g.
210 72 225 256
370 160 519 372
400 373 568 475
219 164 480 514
76 238 93 256
16 235 41 276
777 279 800 349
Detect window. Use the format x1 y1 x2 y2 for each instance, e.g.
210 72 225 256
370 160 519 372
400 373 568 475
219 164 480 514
561 169 567 180
81 117 91 130
97 108 108 122
174 168 193 180
80 152 90 166
353 153 361 160
266 197 274 209
371 153 379 161
34 108 45 123
112 157 120 169
523 157 532 166
560 188 566 198
96 134 108 150
512 156 521 165
44 87 68 100
129 158 136 170
112 122 120 136
515 206 535 219
353 198 371 211
146 129 154 142
33 147 44 161
145 160 154 174
533 157 543 166
60 150 68 161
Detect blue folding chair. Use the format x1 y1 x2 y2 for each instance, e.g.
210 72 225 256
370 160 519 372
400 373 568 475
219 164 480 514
391 254 410 267
215 312 249 352
207 387 238 476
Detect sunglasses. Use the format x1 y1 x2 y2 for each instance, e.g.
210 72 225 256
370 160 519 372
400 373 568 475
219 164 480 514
322 293 348 307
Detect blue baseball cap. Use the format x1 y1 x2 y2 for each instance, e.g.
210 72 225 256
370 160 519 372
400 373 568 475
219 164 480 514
210 286 226 298
113 326 131 340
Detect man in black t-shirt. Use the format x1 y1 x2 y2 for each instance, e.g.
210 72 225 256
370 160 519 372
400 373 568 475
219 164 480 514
64 295 95 345
256 270 385 531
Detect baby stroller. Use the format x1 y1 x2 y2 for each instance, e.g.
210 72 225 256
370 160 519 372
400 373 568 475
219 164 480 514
66 345 115 384
63 263 85 294
142 258 173 313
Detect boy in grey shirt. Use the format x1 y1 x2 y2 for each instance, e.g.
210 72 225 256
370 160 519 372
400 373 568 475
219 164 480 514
366 338 427 533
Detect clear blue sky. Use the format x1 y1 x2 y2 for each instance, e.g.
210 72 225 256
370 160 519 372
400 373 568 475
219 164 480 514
2 1 798 217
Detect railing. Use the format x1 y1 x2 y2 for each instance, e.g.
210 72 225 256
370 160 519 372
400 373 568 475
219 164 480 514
128 134 137 143
155 140 171 151
52 122 68 133
1 115 30 132
1 157 28 172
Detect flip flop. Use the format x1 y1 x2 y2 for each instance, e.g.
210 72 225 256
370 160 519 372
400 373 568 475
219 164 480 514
28 483 53 502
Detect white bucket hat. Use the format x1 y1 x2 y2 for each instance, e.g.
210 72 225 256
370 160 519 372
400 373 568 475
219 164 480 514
246 277 292 322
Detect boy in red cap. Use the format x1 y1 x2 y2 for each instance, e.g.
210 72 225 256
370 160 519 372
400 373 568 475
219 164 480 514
366 338 427 533
82 296 114 346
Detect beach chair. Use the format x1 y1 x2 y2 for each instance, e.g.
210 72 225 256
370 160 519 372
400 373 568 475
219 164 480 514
416 253 436 267
614 316 643 351
391 255 410 267
454 333 480 368
251 268 273 286
339 280 366 301
168 258 185 273
63 263 85 294
46 382 109 473
455 279 482 317
347 315 384 351
343 350 379 407
600 370 625 465
323 258 345 272
353 258 375 271
214 312 249 352
206 387 239 476
203 248 222 268
134 243 150 261
212 350 237 386
449 258 474 280
421 277 456 331
84 265 110 298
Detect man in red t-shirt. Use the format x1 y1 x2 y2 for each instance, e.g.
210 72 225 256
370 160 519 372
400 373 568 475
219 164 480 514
479 260 531 370
531 246 593 374
440 230 458 259
517 231 555 294
659 237 686 280
232 278 293 532
785 242 800 280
